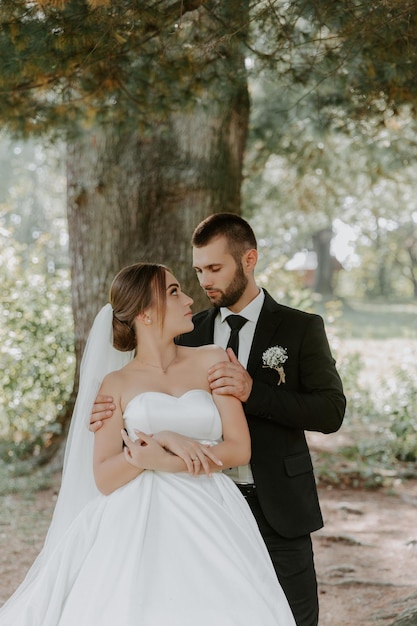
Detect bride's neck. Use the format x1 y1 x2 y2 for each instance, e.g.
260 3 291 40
134 342 178 375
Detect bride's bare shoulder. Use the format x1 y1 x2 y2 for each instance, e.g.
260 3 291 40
100 368 125 389
180 344 227 367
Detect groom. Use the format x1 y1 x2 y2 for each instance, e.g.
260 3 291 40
91 213 346 626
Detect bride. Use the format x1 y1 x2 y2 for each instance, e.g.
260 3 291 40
0 262 295 626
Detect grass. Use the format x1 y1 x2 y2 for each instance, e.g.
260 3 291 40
309 298 417 488
312 298 417 340
0 457 56 496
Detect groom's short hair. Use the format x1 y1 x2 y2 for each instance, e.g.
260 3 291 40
191 213 257 263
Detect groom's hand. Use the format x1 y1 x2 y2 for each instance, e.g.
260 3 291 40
89 395 116 432
207 348 253 403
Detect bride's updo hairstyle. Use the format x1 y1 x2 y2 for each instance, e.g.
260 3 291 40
110 262 170 352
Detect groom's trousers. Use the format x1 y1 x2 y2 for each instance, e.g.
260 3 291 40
239 485 319 626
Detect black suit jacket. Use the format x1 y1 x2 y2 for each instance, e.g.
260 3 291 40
178 289 346 538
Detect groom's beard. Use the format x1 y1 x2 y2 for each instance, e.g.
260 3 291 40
206 264 248 308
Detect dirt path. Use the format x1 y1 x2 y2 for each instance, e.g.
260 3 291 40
314 480 417 625
1 472 417 624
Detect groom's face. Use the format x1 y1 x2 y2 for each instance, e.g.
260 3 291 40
192 235 248 309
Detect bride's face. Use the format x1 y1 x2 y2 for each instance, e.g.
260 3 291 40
163 271 194 335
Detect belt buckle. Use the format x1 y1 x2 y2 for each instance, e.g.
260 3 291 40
238 483 256 497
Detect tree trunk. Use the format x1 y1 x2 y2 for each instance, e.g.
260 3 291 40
66 68 248 409
34 2 251 461
312 228 334 295
67 98 249 361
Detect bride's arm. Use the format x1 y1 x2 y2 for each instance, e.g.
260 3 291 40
93 373 144 494
121 429 219 476
198 348 251 471
152 430 224 475
154 394 251 476
153 393 250 477
93 372 178 494
209 391 251 468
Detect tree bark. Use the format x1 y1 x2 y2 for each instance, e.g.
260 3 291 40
66 47 249 408
34 2 251 461
312 228 334 296
67 94 249 362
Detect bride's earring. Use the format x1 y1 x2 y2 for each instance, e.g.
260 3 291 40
138 311 152 325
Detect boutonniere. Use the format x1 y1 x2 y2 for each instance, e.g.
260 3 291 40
262 346 288 385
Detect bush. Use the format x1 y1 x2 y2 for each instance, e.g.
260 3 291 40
383 368 417 463
0 237 74 460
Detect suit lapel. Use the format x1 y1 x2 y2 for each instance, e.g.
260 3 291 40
246 291 283 376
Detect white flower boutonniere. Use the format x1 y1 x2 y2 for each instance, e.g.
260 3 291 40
262 346 288 385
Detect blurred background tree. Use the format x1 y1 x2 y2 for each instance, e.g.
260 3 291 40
0 139 74 462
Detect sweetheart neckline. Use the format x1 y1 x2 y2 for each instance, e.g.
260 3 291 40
123 389 212 414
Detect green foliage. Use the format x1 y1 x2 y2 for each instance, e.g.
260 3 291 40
312 298 417 488
0 136 68 263
255 254 315 310
0 456 55 495
0 244 74 460
384 368 417 462
0 300 74 458
0 0 249 137
335 351 376 423
2 0 417 139
306 0 417 112
330 347 417 480
244 17 417 302
315 352 417 488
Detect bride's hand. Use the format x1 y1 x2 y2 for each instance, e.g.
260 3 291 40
154 430 223 476
121 430 170 471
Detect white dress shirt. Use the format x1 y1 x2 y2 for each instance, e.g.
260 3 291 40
213 289 265 484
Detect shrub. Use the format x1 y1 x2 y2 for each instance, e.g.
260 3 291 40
0 237 74 460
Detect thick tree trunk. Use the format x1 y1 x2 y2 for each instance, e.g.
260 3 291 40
55 97 248 459
35 3 251 460
67 95 249 363
66 31 249 406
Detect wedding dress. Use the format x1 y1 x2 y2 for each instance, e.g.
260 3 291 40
0 389 295 626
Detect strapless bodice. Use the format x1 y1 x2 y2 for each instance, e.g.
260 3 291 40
123 389 223 444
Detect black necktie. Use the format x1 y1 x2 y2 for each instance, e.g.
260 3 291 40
225 315 248 356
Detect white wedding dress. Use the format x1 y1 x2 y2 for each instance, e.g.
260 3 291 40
0 389 295 626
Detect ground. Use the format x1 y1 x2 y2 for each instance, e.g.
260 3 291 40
1 465 417 625
314 478 417 625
